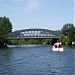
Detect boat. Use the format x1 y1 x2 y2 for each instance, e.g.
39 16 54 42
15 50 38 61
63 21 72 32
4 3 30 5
52 46 64 52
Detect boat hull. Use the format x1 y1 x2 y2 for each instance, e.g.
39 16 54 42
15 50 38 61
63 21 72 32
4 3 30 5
52 47 64 52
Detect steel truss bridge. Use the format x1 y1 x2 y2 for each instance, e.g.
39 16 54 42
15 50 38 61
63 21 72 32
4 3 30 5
7 28 61 39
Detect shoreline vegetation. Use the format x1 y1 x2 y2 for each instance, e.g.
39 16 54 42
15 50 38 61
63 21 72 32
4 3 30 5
8 39 55 45
8 39 75 46
0 16 75 47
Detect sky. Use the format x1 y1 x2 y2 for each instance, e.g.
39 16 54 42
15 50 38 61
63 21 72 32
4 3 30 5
0 0 74 31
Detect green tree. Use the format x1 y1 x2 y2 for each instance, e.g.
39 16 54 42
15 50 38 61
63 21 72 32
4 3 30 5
0 16 12 47
0 16 12 38
68 26 75 41
61 23 74 36
61 23 75 45
59 35 65 45
65 36 72 45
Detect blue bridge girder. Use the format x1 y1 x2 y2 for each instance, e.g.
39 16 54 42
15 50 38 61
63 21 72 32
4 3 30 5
7 28 61 39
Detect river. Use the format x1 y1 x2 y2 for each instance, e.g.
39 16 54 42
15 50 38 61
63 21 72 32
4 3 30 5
0 45 75 75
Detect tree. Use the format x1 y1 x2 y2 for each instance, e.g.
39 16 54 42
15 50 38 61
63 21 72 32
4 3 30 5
65 36 72 45
59 35 65 45
68 26 75 41
61 23 74 36
0 16 12 38
0 16 12 47
61 23 75 45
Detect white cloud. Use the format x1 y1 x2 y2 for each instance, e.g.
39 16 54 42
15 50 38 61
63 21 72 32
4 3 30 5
25 0 41 13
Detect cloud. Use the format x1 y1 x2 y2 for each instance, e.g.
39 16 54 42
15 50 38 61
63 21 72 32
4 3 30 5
25 0 41 13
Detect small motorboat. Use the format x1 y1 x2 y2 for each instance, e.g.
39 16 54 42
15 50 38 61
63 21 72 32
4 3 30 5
52 46 64 52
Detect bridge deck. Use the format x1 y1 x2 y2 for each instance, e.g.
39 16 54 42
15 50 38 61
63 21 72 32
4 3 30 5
6 36 59 39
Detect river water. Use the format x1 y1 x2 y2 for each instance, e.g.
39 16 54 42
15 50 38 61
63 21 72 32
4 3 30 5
0 45 75 75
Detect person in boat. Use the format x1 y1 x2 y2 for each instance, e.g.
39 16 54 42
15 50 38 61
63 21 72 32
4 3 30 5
53 40 62 48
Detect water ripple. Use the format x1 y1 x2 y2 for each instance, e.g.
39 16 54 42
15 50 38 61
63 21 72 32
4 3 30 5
0 45 74 75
